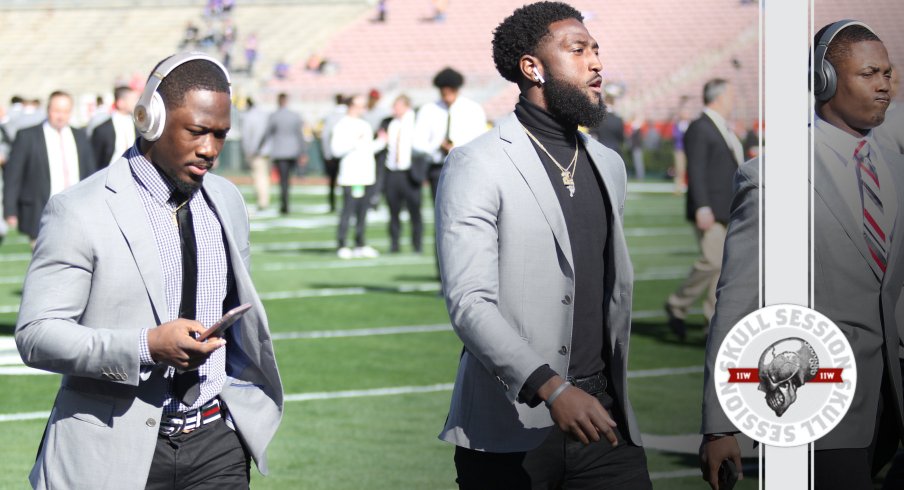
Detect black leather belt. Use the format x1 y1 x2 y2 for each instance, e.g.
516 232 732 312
566 372 608 395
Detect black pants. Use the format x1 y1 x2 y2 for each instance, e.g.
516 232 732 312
324 157 340 212
385 170 423 252
454 391 652 490
146 417 249 490
813 359 903 490
338 186 369 248
273 158 296 214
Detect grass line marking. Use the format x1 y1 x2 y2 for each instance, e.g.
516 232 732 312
0 366 703 419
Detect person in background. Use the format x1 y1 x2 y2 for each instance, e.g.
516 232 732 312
4 90 95 247
321 93 348 212
263 92 307 215
91 85 138 169
241 96 272 212
381 94 422 254
331 94 380 259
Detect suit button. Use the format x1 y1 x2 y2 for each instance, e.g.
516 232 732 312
562 295 572 305
559 346 568 355
146 418 156 427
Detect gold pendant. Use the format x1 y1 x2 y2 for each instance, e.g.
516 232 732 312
561 171 575 197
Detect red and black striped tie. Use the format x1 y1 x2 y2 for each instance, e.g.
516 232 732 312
855 140 887 278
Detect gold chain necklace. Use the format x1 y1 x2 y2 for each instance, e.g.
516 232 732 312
521 125 579 197
170 198 191 226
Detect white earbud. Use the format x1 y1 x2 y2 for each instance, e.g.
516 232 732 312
532 67 545 84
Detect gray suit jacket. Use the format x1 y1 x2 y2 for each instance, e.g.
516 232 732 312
701 155 904 449
436 113 641 452
16 156 283 489
264 107 305 160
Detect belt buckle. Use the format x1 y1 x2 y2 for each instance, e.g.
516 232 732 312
161 411 188 437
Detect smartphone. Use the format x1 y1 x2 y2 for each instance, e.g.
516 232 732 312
718 459 738 490
196 303 252 342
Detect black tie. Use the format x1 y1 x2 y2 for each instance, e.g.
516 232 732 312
172 191 201 406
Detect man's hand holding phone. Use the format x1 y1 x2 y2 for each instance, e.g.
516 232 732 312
148 304 251 370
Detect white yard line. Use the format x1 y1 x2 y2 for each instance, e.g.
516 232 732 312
0 364 704 421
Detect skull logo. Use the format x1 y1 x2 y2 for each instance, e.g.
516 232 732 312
757 338 819 417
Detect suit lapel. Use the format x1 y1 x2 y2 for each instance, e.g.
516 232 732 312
202 181 266 365
498 114 573 273
104 158 168 322
813 154 876 274
881 150 904 286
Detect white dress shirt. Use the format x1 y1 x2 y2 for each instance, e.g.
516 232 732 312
42 122 80 196
386 110 415 171
413 95 487 164
110 112 136 166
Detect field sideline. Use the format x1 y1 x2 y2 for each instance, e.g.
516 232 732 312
0 181 760 489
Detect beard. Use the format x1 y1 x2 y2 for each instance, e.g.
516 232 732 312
155 162 203 198
543 70 607 128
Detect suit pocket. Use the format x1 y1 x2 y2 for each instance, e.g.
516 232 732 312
55 388 115 428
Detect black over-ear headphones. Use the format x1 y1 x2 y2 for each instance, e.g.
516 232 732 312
133 52 232 142
813 20 875 102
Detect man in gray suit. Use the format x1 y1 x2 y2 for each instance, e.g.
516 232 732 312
700 22 904 489
264 92 307 214
436 3 650 487
15 54 283 489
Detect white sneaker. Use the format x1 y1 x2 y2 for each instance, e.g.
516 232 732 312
337 247 353 259
354 245 380 258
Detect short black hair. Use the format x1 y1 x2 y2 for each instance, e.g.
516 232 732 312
155 58 230 110
48 90 71 103
492 1 583 83
815 22 881 68
433 67 464 89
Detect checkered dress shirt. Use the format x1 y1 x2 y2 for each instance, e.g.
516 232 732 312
129 146 229 413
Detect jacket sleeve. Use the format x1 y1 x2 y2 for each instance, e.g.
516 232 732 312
685 119 714 213
436 145 548 403
700 160 760 434
15 193 142 385
3 129 30 219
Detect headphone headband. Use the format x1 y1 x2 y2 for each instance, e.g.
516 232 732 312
813 20 875 101
134 52 232 141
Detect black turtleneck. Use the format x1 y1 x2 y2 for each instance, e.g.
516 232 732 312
514 96 612 406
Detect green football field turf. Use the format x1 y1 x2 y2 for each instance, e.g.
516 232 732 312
0 181 762 489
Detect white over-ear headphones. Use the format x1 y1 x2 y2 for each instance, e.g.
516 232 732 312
133 52 232 142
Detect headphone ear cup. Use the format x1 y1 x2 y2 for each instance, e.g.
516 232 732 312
817 60 837 102
142 91 166 142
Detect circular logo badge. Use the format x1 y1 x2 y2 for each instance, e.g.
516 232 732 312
714 304 857 447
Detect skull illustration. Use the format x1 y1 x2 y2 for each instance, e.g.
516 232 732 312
757 338 819 417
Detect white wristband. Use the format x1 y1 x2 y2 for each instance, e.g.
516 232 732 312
544 381 571 409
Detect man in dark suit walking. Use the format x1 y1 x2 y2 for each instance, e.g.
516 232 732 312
665 79 742 340
91 86 138 169
3 90 95 246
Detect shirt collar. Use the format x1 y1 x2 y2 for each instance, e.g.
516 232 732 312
814 112 874 166
702 107 728 131
127 145 186 207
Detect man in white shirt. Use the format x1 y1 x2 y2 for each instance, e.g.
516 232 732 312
91 86 138 169
413 67 488 201
3 90 95 245
382 94 422 253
